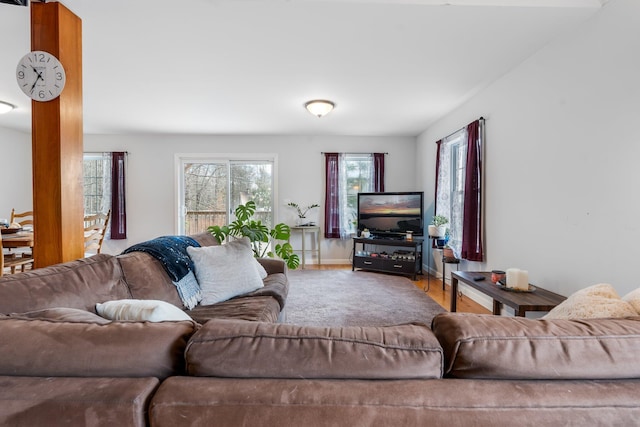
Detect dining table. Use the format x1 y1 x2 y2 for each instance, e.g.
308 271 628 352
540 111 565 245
1 230 34 249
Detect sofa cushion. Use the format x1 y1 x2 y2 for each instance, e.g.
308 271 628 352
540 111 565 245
0 317 198 379
543 283 637 320
186 295 281 323
0 254 130 314
432 312 640 380
185 319 443 379
0 376 159 427
117 251 185 308
190 231 221 247
188 238 264 305
244 272 288 310
256 257 286 276
150 376 640 427
10 307 111 324
96 299 193 322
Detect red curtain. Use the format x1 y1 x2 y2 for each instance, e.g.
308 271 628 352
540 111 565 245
432 140 442 248
110 152 127 239
373 153 385 192
460 120 483 261
324 153 341 238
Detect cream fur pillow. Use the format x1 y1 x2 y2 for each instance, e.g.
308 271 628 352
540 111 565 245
622 288 640 315
543 283 637 320
187 237 265 305
96 299 193 322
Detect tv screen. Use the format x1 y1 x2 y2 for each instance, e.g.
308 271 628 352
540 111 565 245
357 192 424 237
0 0 28 6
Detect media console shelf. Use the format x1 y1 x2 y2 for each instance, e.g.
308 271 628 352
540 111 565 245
352 237 423 280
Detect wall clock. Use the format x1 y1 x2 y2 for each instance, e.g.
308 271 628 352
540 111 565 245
16 50 66 102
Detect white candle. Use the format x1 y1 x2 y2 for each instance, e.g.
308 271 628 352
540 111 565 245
506 268 519 289
516 270 529 290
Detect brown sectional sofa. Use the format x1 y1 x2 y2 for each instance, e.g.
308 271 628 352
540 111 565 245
1 233 640 426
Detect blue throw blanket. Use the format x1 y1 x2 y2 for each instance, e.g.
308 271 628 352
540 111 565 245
122 235 202 310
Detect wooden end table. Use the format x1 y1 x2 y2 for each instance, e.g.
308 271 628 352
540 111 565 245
450 271 566 317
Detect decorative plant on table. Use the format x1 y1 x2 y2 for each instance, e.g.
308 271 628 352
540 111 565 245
428 215 449 237
287 202 320 225
208 201 300 270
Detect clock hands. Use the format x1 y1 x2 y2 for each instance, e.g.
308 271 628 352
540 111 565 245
30 66 44 93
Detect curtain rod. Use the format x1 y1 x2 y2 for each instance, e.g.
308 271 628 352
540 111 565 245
436 116 485 143
83 151 130 155
320 152 388 155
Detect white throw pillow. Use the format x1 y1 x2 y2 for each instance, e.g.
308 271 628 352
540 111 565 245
622 288 640 315
187 237 265 305
543 283 637 320
96 299 193 322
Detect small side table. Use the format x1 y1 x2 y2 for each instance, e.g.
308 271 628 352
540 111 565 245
290 226 321 269
426 236 459 292
450 271 566 317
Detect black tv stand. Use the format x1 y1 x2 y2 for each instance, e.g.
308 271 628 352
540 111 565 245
371 234 405 240
352 237 423 280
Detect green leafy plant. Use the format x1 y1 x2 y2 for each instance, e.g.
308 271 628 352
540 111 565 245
287 202 320 218
431 215 449 227
208 201 300 270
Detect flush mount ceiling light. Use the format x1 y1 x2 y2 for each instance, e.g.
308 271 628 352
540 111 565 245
304 99 335 118
0 101 15 115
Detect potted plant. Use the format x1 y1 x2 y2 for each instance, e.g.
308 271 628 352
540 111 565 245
208 201 300 269
287 202 320 226
443 245 456 259
428 215 448 237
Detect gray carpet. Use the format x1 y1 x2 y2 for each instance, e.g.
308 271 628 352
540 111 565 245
283 270 446 327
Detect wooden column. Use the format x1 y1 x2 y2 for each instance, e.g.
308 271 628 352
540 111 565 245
31 2 84 267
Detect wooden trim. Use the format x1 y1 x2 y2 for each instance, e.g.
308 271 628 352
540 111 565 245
31 2 84 267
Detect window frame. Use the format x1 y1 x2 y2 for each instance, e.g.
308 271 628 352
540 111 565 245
175 153 279 235
436 128 467 256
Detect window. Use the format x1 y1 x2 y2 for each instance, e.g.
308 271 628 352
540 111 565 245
324 153 385 239
83 152 127 239
178 156 275 235
436 129 467 254
435 119 483 261
341 154 375 236
83 153 110 215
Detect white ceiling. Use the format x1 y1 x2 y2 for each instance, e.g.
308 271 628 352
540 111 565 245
0 0 606 136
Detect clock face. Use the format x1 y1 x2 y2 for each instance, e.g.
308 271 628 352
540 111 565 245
16 51 66 102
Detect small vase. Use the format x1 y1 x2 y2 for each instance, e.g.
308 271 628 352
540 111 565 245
296 217 306 226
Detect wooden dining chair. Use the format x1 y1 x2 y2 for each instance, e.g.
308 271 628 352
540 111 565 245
1 237 34 276
7 209 34 259
84 210 111 256
10 209 34 228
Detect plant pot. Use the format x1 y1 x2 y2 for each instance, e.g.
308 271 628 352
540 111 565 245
443 247 455 258
428 225 446 237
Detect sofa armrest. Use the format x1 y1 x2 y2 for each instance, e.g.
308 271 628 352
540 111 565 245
256 258 286 275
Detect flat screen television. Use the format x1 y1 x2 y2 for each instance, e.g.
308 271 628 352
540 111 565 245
357 191 424 238
0 0 28 6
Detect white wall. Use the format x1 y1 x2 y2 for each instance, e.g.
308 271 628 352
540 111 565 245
417 0 640 299
83 134 416 260
0 126 31 221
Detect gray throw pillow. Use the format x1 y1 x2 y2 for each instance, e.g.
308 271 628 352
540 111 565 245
187 237 264 305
